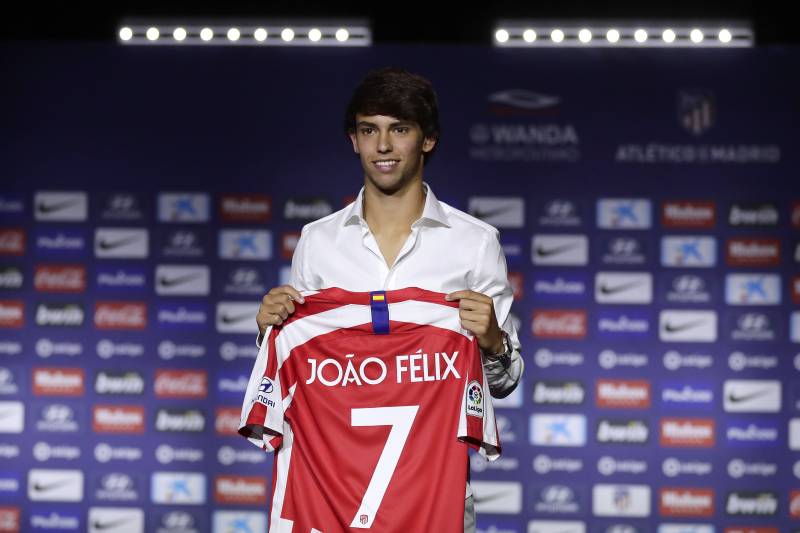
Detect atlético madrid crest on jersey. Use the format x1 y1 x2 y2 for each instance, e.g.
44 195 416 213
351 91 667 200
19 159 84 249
466 381 484 418
360 514 368 525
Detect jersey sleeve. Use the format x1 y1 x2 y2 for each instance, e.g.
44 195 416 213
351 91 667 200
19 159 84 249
457 342 501 460
238 326 286 452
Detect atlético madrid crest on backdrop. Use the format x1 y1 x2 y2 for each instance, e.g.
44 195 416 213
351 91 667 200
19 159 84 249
677 89 716 136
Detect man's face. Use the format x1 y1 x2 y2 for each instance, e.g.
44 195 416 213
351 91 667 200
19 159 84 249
349 114 436 194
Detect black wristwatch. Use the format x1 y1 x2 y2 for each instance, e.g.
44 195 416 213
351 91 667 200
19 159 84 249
484 330 512 367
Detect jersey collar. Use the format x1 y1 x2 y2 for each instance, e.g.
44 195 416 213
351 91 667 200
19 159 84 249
344 182 451 228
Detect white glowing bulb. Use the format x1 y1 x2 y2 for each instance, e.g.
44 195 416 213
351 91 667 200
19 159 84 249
254 28 267 41
634 29 648 43
227 28 240 41
119 27 133 41
146 27 159 41
551 29 565 43
173 27 187 41
281 28 295 41
495 29 509 43
523 29 537 42
606 29 620 43
578 29 592 43
662 29 676 43
309 28 322 42
336 28 349 41
690 29 704 43
200 28 213 41
719 29 732 43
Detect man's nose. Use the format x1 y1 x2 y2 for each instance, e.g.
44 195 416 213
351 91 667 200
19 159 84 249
377 131 392 152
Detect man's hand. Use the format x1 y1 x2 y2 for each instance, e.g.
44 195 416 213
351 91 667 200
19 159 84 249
445 290 504 354
256 285 305 337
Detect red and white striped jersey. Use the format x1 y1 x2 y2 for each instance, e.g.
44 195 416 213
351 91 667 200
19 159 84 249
239 287 500 532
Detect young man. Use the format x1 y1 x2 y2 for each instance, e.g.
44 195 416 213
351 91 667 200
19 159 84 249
255 67 523 531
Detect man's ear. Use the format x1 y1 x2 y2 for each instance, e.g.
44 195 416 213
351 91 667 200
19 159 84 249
349 131 360 154
422 136 437 154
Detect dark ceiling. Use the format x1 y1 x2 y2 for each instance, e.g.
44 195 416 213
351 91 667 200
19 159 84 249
3 0 796 44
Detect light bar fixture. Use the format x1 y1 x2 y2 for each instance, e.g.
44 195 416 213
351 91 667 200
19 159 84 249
493 20 753 48
118 19 371 46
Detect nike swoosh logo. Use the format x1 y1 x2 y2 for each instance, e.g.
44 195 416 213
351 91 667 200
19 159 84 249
37 199 80 214
159 274 201 288
98 236 141 251
471 206 516 220
727 388 773 403
92 518 133 531
221 312 253 325
536 243 580 257
33 478 75 492
663 319 707 333
473 491 513 505
600 280 644 295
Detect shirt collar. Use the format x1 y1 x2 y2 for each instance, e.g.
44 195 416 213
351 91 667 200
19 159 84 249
343 181 451 228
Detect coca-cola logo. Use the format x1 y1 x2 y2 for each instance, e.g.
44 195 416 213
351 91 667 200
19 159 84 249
154 370 207 399
215 407 240 436
95 302 147 330
532 310 587 339
34 265 86 292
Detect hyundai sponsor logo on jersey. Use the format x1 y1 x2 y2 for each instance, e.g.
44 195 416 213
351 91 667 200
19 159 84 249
0 471 20 499
156 510 206 533
530 414 586 446
94 228 148 259
532 235 588 266
528 521 586 533
530 484 584 514
532 272 587 302
660 382 714 408
156 303 209 328
221 266 268 296
601 237 647 265
595 272 652 304
661 236 716 267
155 265 210 296
151 472 205 505
659 310 717 342
537 199 583 227
97 192 146 221
592 485 651 517
29 508 81 530
663 274 713 304
160 229 206 258
729 311 778 342
596 310 651 338
218 230 271 260
728 202 779 227
472 481 523 514
216 302 260 334
725 419 780 446
597 199 651 230
34 191 88 222
35 228 86 258
95 265 147 292
87 507 144 533
157 193 210 223
212 511 267 533
468 197 525 228
28 469 83 502
723 380 781 413
724 274 781 305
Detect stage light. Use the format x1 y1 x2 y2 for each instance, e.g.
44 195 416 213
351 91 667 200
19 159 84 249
173 28 187 41
551 29 565 43
495 29 509 43
281 28 295 41
662 29 676 43
254 28 267 41
719 28 732 43
578 29 592 43
690 29 704 43
227 28 241 41
336 28 349 41
119 27 133 41
523 29 537 42
200 28 213 41
309 28 322 42
146 27 159 41
634 29 648 43
606 29 620 43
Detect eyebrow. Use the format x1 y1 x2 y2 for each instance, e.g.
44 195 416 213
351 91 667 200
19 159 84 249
356 120 413 128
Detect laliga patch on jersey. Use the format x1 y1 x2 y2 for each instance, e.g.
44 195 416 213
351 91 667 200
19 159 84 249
466 380 484 418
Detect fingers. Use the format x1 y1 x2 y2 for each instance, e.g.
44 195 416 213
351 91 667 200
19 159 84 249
267 285 305 304
257 285 305 331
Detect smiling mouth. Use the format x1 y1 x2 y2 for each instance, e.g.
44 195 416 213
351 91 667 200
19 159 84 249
373 160 399 170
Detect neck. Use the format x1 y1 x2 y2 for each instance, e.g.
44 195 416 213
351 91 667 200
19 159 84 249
363 178 426 234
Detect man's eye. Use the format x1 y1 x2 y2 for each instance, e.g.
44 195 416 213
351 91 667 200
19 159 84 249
394 127 409 133
360 128 374 135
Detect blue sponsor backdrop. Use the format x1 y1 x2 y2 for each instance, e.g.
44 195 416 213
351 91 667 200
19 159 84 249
2 43 800 531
